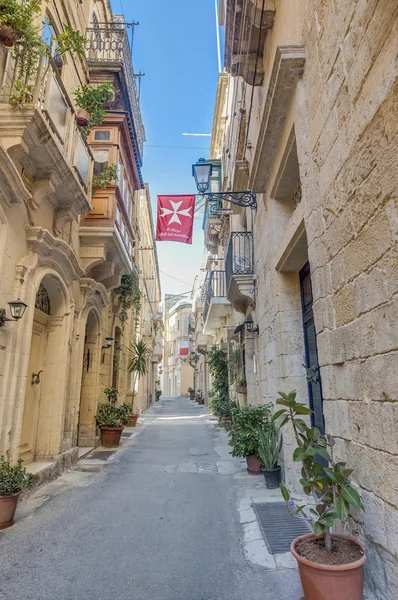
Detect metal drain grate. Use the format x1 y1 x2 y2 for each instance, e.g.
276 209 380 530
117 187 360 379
253 502 311 554
87 451 115 460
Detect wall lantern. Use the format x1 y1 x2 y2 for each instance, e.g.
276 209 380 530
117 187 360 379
192 157 257 210
244 314 259 334
0 299 28 327
102 336 114 350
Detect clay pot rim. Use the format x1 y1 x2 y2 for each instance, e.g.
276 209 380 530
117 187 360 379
0 490 21 500
99 426 124 431
128 413 139 417
291 533 367 572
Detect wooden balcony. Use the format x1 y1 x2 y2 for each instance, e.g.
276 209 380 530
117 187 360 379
0 54 93 218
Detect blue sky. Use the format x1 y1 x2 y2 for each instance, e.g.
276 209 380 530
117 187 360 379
112 0 220 298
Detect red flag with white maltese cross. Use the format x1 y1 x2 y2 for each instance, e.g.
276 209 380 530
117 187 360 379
156 195 195 244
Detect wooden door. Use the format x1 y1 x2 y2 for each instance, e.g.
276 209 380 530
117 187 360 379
19 311 47 463
299 263 325 435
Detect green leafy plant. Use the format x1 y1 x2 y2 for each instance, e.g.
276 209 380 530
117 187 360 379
56 24 85 57
8 79 33 106
114 273 141 325
228 403 272 458
103 387 118 403
74 82 114 132
0 456 34 496
92 164 118 192
0 0 41 43
188 387 195 395
228 345 242 387
155 389 162 397
238 378 247 388
258 423 282 470
207 346 231 418
127 338 150 412
274 390 364 553
95 402 129 427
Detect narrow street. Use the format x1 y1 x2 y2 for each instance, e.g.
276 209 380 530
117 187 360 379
0 398 302 600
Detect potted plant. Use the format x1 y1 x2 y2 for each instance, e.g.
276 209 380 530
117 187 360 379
238 378 247 394
195 389 204 405
228 403 271 474
103 386 118 403
155 389 162 401
0 0 42 48
127 338 150 427
95 402 129 447
257 422 282 489
92 164 118 192
73 82 114 129
0 456 34 529
188 387 195 400
274 391 366 600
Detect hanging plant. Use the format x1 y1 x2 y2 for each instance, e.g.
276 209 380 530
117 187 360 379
73 82 114 132
114 273 141 325
0 0 41 48
92 163 118 192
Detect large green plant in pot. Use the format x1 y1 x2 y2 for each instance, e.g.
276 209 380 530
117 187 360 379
127 338 150 414
257 422 283 489
228 403 271 474
207 347 231 419
0 456 34 530
274 391 366 600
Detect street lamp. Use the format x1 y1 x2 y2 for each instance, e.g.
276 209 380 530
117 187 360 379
244 314 259 334
102 336 114 350
0 299 28 326
192 158 257 210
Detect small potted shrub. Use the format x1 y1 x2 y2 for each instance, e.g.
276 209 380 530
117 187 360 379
274 391 366 600
155 389 162 401
127 338 150 426
74 82 114 128
238 378 247 394
95 402 129 447
0 456 34 529
228 404 271 474
258 423 282 489
104 386 118 403
188 387 195 400
0 0 42 48
196 389 204 405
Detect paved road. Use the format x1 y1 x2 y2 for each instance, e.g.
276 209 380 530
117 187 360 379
0 397 302 600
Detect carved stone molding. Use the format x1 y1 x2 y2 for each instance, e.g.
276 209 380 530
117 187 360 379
0 142 31 208
250 44 306 193
227 273 255 314
80 278 109 312
19 226 85 286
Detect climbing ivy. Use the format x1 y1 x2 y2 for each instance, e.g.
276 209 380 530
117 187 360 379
207 346 232 418
114 273 141 327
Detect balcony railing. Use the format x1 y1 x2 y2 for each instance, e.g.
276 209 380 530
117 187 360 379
226 232 254 292
85 24 145 164
202 270 227 325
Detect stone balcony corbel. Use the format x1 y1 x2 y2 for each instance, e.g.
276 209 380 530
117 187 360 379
250 44 306 193
227 274 255 314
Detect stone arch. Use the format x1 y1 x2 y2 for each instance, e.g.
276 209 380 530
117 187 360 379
17 271 72 463
76 307 102 447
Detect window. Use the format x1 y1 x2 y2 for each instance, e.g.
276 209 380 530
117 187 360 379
92 149 109 175
177 319 180 331
94 131 111 141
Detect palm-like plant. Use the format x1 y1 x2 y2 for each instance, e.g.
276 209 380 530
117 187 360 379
258 424 283 470
127 338 150 412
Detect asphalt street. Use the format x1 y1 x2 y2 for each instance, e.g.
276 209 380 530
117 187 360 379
0 397 302 600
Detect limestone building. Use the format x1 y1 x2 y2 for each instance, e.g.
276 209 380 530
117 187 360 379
162 295 194 397
0 1 161 480
194 1 398 596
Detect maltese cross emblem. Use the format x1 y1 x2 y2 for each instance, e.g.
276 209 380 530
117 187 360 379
160 200 193 225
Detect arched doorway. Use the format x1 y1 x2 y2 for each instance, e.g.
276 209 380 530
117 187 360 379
77 309 101 447
19 274 70 463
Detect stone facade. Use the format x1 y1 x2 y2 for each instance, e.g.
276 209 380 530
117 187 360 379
194 1 398 596
162 296 194 397
0 1 161 481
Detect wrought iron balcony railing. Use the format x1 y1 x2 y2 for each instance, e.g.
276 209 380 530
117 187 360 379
85 25 145 165
202 270 227 325
225 232 254 292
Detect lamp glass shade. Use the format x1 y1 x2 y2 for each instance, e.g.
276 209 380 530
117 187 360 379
8 299 28 320
192 158 212 193
244 315 253 327
105 336 114 347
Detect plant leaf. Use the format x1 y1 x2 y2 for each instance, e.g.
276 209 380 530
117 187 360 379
280 483 290 502
335 496 349 520
341 486 363 508
293 405 313 415
324 467 341 484
313 521 324 535
295 505 306 514
314 446 332 462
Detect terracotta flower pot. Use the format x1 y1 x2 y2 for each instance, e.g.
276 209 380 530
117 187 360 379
127 414 138 428
291 533 367 600
100 426 123 447
198 398 204 405
246 455 262 475
0 25 18 48
76 109 90 127
239 386 247 394
0 491 21 530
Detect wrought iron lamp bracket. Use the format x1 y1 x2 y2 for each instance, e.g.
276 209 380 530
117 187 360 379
201 191 257 211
